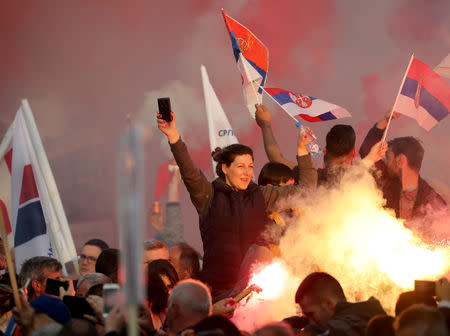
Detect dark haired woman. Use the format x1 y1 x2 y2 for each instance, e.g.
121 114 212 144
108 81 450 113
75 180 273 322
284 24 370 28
157 111 317 299
147 259 179 329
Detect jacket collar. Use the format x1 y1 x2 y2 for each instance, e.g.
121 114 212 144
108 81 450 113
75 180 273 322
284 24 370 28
213 178 258 195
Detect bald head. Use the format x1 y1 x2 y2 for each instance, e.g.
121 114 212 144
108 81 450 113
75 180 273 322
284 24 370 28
166 279 212 334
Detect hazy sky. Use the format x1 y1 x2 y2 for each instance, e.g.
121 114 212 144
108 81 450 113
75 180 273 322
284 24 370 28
1 0 449 251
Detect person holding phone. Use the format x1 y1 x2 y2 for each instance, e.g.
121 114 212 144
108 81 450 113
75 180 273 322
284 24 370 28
157 107 317 300
18 256 63 301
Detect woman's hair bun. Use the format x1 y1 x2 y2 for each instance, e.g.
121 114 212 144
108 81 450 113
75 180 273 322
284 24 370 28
211 147 223 162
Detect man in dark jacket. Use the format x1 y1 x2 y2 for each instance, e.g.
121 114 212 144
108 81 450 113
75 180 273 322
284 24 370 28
255 104 356 187
359 111 446 220
295 272 387 336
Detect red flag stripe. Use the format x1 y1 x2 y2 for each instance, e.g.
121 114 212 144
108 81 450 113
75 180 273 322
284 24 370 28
19 165 40 205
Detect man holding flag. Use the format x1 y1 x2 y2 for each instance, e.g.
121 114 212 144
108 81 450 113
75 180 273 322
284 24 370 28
360 56 448 221
254 104 360 187
360 110 446 221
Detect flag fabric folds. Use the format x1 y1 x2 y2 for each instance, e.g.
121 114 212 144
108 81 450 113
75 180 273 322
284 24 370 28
434 54 450 79
0 100 78 272
11 108 53 271
264 88 351 122
222 9 269 118
394 57 450 131
201 65 238 177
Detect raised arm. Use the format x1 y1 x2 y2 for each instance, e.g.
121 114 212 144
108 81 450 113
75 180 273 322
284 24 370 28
157 112 213 216
261 129 317 212
359 109 400 158
255 104 297 169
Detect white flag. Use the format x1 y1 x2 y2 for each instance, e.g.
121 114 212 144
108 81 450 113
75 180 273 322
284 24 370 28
237 54 264 118
435 54 450 79
201 65 238 177
1 100 78 272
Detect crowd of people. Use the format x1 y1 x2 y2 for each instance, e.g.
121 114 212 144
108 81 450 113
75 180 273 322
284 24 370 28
0 104 447 336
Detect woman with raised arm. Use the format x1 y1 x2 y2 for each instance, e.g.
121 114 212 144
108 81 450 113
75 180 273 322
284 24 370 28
157 111 317 300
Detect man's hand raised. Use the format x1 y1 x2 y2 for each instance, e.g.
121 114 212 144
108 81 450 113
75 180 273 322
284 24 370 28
255 104 271 127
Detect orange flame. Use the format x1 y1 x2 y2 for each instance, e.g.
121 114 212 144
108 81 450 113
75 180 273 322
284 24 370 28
249 262 290 300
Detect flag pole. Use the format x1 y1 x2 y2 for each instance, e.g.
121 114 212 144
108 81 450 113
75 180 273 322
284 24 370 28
262 88 303 126
0 211 21 310
382 53 415 141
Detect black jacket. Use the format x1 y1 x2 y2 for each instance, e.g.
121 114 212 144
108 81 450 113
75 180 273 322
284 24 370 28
170 138 317 296
359 124 446 219
304 297 386 336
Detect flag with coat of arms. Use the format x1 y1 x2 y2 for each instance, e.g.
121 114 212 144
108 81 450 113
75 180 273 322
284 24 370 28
263 88 351 122
222 9 269 118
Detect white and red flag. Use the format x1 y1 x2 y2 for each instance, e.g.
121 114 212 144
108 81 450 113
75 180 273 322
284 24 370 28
0 100 77 272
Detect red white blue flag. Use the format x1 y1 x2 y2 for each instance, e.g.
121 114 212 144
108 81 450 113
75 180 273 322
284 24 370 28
0 101 78 272
222 9 269 118
394 57 450 130
11 108 53 270
264 88 351 122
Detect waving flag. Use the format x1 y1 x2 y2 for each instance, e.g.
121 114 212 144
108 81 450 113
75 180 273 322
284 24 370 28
394 57 449 130
222 9 268 118
0 126 13 248
264 88 351 122
0 100 78 272
201 65 238 176
11 108 53 270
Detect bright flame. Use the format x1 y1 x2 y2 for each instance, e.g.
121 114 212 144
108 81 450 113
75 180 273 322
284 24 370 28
249 262 289 300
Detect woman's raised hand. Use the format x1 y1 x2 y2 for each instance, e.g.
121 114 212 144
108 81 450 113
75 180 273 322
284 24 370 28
157 111 180 144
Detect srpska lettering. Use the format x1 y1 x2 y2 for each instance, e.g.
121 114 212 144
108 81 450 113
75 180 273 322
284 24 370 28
218 130 234 137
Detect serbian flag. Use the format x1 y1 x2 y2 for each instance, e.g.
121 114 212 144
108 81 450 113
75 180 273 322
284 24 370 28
394 56 450 130
263 88 351 122
222 9 269 118
201 65 238 177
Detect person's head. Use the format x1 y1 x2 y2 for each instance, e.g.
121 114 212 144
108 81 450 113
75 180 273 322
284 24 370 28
366 315 395 336
147 259 179 315
19 256 62 300
394 304 448 336
166 279 212 335
95 248 119 283
395 291 437 317
212 144 254 190
169 243 200 280
295 272 346 324
192 315 241 336
76 273 112 297
386 137 424 177
30 294 72 325
143 239 169 266
258 162 294 186
79 239 109 275
324 125 356 168
253 322 294 336
58 318 99 336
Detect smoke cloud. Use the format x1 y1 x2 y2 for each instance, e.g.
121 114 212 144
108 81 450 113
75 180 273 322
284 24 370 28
232 164 449 331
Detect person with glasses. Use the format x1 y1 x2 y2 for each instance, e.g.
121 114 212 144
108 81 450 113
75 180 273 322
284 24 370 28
79 238 109 275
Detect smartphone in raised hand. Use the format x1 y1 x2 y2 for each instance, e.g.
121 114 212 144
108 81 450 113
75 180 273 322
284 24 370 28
45 278 69 296
158 97 172 122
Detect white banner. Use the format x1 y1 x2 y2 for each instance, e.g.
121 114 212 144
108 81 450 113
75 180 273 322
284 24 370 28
201 65 239 177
